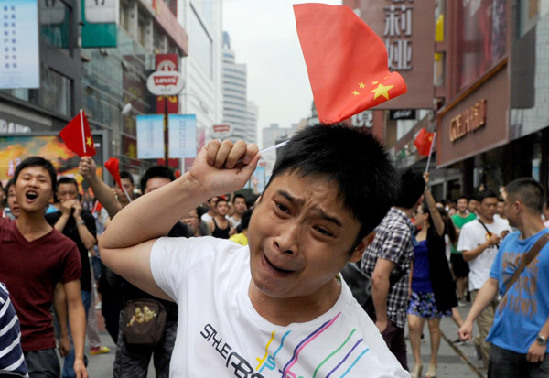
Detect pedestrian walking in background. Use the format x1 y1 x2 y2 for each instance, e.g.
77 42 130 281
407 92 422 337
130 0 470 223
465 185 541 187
459 178 549 377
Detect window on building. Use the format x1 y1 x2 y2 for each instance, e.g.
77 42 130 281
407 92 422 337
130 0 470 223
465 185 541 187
138 14 147 47
39 0 71 50
189 6 212 78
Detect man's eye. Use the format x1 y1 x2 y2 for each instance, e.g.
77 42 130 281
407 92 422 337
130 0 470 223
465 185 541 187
314 227 333 237
275 202 289 212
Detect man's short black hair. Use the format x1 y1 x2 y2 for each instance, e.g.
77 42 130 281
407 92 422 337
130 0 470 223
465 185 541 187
140 166 175 191
468 195 478 202
393 168 425 209
14 156 57 190
478 190 498 203
457 195 468 201
505 178 545 214
268 124 398 241
241 209 252 230
232 193 246 204
57 176 78 191
120 171 134 185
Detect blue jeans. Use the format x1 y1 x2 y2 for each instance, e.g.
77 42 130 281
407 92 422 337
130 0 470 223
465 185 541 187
489 343 549 378
62 290 91 378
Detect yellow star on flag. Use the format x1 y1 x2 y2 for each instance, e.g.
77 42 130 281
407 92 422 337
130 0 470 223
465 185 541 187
352 90 360 96
371 81 378 85
86 136 93 147
371 83 394 101
359 82 366 89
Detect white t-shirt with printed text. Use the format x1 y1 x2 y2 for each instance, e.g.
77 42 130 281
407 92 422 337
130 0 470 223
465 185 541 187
150 236 409 377
456 218 511 290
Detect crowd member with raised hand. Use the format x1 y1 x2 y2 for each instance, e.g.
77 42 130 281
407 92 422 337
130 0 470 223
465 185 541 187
100 125 409 377
45 177 96 378
459 178 549 377
0 157 87 378
407 173 458 378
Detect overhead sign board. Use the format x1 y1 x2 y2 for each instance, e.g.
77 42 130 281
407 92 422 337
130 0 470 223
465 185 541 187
147 57 184 96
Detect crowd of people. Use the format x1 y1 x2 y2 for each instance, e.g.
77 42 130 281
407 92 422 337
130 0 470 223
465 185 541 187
0 124 548 377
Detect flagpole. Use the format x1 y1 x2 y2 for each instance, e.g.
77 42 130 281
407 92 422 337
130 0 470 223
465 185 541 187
122 187 132 203
80 109 87 155
424 132 437 174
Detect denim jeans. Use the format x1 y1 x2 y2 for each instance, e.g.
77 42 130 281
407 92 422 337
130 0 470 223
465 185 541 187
489 343 549 378
61 290 91 378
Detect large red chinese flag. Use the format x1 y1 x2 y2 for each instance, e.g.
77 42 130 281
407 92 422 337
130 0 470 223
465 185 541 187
105 157 123 190
414 128 435 157
59 110 96 157
294 4 407 124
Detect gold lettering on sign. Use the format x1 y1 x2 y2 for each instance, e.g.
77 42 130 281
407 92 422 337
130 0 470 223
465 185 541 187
450 99 487 143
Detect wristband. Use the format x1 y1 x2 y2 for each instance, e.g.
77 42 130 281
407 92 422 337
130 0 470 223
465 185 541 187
76 220 85 226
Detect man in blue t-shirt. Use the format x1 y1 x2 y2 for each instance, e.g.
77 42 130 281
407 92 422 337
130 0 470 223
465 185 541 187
458 178 549 377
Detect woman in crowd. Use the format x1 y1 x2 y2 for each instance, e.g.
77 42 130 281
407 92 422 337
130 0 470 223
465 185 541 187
408 174 458 378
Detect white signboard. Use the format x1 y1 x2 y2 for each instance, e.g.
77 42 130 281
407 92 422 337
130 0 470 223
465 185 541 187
39 0 65 25
0 0 39 89
146 70 184 96
84 0 118 24
168 114 197 158
136 114 165 158
211 124 232 139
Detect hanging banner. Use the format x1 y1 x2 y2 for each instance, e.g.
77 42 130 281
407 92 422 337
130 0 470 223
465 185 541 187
0 0 39 89
136 114 164 158
168 114 197 158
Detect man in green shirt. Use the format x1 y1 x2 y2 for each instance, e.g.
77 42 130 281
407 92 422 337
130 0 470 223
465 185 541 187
450 195 477 307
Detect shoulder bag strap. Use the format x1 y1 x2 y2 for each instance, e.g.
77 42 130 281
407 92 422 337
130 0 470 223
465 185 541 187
500 232 549 299
477 219 500 248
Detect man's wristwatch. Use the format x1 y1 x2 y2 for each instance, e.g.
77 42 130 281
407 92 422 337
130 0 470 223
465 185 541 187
536 334 547 346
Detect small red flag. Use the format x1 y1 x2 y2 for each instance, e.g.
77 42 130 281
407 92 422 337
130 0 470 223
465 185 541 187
294 4 407 124
91 200 103 214
105 157 123 190
59 110 96 157
414 128 435 157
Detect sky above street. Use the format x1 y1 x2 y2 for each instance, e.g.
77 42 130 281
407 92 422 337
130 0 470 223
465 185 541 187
222 0 342 141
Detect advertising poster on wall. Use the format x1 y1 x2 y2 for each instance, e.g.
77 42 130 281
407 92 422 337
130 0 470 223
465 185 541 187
136 114 164 158
0 133 104 184
168 114 197 158
0 0 39 89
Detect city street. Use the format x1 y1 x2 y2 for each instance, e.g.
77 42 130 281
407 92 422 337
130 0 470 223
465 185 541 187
84 303 485 377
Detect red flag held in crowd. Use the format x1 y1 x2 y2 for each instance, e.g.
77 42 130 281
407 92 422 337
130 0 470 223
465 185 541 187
105 157 123 190
414 128 435 157
59 110 96 157
294 4 407 124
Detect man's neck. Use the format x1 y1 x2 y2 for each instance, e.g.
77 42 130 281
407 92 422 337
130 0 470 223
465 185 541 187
478 214 493 224
15 212 52 242
519 216 545 240
457 210 469 218
248 278 340 326
231 212 242 221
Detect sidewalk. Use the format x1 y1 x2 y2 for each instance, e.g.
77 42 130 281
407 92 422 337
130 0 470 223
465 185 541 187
405 302 487 377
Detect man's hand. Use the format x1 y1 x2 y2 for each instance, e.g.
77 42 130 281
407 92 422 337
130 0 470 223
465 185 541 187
526 340 546 363
71 200 82 221
59 200 76 216
58 335 70 357
458 319 474 340
189 140 259 199
375 318 388 333
73 358 88 378
79 157 97 180
488 234 501 246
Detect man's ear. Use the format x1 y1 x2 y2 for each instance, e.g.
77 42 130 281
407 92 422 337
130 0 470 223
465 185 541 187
349 232 375 263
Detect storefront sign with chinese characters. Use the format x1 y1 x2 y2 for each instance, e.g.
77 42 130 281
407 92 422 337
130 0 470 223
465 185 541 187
449 99 487 143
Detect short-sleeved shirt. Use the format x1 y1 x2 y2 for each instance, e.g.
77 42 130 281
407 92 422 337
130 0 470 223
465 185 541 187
0 218 81 351
149 236 409 377
361 208 415 328
456 218 511 291
45 210 96 292
450 212 477 254
487 229 549 353
0 282 28 377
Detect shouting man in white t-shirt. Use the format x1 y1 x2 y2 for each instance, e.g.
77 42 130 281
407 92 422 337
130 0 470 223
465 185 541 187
457 189 511 369
100 124 410 377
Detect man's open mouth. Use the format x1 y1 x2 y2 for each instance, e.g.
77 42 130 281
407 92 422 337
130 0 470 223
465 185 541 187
26 191 38 200
263 255 294 274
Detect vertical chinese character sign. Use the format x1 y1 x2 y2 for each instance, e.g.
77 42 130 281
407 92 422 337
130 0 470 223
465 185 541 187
0 0 39 89
136 114 165 159
168 114 197 158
